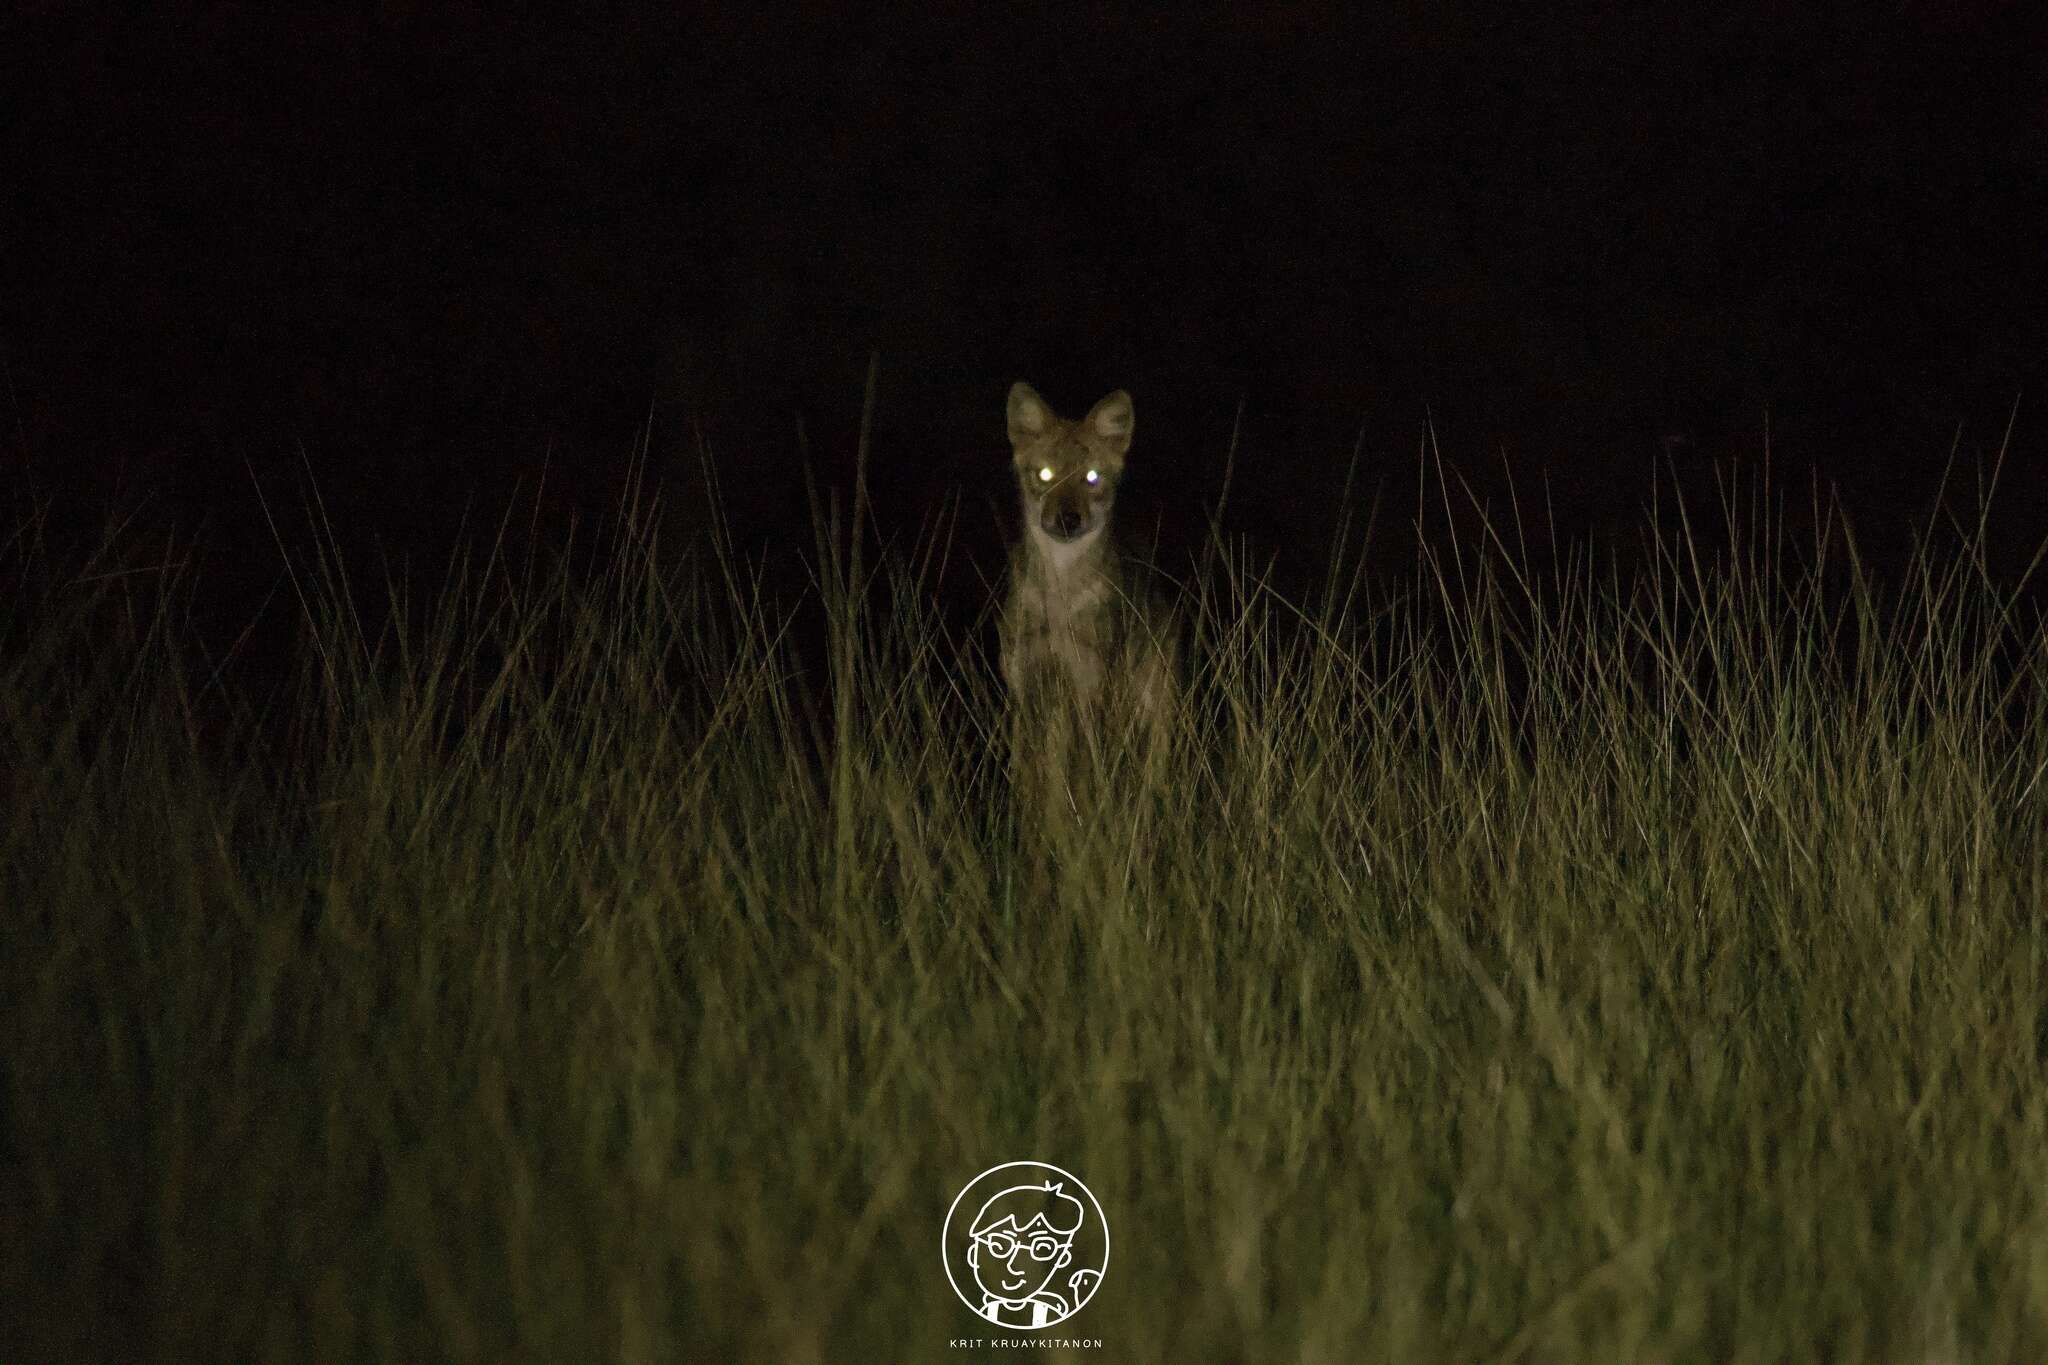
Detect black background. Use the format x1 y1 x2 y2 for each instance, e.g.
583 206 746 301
4 3 2043 612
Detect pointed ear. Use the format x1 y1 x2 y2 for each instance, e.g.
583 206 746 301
1085 390 1134 456
1007 382 1052 448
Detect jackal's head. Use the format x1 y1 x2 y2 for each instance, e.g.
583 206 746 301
1005 382 1134 551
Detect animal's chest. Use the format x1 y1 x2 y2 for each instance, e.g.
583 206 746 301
1018 622 1109 694
1002 578 1119 703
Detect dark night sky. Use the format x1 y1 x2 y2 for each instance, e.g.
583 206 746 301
3 4 2044 599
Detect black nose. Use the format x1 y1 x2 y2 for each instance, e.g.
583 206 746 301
1047 507 1085 539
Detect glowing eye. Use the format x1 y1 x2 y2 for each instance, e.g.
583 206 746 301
1085 469 1100 485
1037 466 1054 483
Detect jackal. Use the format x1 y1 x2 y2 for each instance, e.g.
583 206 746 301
998 382 1178 811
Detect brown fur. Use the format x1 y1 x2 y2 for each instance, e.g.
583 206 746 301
998 382 1177 816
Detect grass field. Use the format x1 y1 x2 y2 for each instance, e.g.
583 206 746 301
5 455 2047 1363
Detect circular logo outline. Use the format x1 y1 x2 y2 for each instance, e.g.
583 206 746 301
941 1160 1109 1331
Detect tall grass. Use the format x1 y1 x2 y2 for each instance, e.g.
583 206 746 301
4 448 2046 1363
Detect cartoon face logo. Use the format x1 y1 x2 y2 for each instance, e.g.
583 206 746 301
942 1162 1108 1331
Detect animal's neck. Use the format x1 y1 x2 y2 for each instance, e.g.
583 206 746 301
1019 522 1114 622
